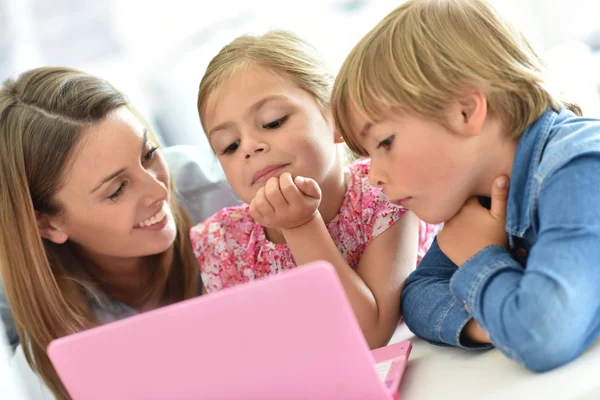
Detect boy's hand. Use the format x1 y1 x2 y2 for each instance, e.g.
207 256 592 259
249 172 321 229
438 176 509 267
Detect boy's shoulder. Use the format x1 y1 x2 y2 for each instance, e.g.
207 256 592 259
539 110 600 176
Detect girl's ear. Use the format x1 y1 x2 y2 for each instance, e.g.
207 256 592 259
446 91 488 137
36 211 68 244
334 129 345 144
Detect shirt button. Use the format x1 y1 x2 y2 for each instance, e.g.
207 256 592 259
516 248 527 258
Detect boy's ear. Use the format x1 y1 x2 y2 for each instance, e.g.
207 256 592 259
446 91 487 137
36 211 68 244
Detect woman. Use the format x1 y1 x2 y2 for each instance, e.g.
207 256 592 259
0 67 201 399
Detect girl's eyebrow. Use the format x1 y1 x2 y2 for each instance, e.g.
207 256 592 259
208 95 288 138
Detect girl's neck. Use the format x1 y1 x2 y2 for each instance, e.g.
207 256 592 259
265 157 347 244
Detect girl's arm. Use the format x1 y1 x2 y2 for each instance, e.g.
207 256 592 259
282 211 419 349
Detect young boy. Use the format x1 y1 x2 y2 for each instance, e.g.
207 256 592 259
331 0 600 373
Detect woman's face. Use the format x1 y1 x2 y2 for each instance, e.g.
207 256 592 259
46 107 177 264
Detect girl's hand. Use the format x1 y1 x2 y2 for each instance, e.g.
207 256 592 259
249 172 321 229
438 176 509 267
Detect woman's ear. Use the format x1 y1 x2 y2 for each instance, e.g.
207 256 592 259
446 91 488 137
36 211 68 244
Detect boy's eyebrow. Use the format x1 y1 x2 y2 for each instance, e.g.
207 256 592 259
208 95 287 138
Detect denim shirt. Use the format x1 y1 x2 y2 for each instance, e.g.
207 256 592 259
401 108 600 372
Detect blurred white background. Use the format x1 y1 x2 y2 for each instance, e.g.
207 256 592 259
1 0 599 150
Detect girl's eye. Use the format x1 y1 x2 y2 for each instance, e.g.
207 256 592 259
222 140 240 155
263 116 289 130
107 181 128 201
143 146 158 164
377 135 395 150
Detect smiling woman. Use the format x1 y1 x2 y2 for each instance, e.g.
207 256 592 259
0 67 200 400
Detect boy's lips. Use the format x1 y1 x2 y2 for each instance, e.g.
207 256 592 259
252 164 289 185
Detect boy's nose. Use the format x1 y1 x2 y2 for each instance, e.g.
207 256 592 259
368 163 386 188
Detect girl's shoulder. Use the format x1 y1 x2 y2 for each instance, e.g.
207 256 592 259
190 204 256 248
343 158 390 211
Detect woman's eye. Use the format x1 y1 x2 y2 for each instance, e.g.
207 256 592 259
107 181 128 201
377 135 395 150
222 140 240 155
143 146 158 164
263 116 288 130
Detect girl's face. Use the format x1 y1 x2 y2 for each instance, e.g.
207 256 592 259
202 67 341 205
46 107 177 264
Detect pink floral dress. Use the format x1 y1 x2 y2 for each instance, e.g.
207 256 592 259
191 159 437 293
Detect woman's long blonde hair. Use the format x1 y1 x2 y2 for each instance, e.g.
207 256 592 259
0 67 198 399
331 0 582 155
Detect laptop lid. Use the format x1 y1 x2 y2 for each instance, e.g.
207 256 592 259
48 261 401 400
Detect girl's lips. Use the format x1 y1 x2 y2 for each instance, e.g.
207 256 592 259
252 164 289 185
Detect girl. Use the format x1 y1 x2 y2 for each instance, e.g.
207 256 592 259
0 67 201 399
192 30 436 349
331 0 599 372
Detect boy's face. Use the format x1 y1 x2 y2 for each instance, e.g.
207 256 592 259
349 107 480 224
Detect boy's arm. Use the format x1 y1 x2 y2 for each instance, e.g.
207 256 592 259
450 155 600 372
401 237 492 349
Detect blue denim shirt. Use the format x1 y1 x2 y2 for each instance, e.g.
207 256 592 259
401 108 600 372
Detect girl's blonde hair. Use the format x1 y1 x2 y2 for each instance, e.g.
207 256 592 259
197 30 334 130
331 0 581 155
0 67 198 399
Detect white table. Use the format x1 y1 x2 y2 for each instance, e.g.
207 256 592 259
389 324 600 400
7 324 600 400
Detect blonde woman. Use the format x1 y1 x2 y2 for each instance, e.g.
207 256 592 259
0 67 202 399
331 0 597 373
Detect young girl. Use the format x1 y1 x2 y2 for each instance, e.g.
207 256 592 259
192 30 436 349
331 0 600 372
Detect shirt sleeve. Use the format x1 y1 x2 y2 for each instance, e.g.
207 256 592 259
401 237 493 350
190 218 225 293
451 154 600 372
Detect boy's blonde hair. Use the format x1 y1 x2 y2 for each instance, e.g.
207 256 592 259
331 0 581 155
198 30 333 130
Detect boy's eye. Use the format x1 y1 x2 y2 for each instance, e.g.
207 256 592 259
263 116 288 130
377 135 395 150
222 140 240 155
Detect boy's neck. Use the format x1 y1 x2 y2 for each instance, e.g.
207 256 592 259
472 120 520 197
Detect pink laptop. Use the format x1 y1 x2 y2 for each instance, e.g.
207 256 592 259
48 261 412 400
